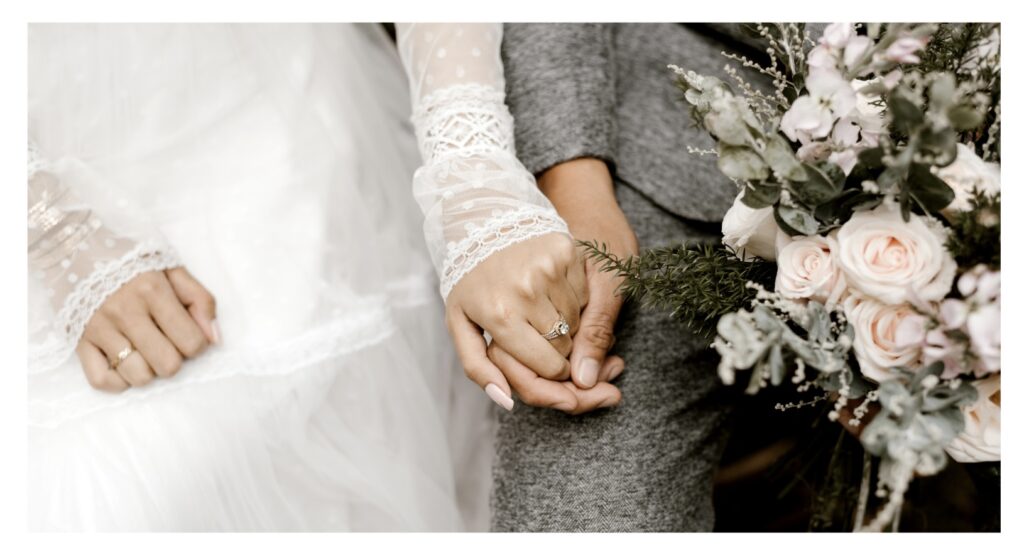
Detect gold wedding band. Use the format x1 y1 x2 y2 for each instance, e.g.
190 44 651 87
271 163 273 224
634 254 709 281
541 314 571 341
109 344 135 369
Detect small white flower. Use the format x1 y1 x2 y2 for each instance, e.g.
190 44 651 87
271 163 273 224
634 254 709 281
882 36 928 64
822 23 855 49
780 68 857 143
843 35 873 69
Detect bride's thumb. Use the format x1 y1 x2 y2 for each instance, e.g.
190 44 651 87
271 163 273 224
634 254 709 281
166 267 220 345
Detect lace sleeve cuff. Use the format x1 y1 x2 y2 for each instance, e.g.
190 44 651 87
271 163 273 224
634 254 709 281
439 206 568 299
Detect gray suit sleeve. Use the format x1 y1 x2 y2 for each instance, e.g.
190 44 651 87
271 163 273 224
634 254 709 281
501 24 617 176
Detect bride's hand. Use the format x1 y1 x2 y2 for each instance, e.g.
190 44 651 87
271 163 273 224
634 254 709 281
76 267 218 392
445 233 588 409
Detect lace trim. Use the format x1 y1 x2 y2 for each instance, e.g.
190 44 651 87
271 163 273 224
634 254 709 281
54 239 183 349
412 82 515 163
440 206 569 299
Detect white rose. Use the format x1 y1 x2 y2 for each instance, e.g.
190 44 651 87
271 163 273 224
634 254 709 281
775 233 847 305
933 144 1000 216
836 203 957 305
945 375 1000 462
844 294 924 383
722 192 778 261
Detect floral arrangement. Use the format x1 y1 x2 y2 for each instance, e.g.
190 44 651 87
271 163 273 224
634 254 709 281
584 23 1000 531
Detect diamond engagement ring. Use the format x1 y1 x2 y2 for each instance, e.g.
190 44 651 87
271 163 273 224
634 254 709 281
109 344 135 369
541 314 571 340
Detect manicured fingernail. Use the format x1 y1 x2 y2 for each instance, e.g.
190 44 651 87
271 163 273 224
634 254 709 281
580 358 599 387
608 363 625 382
485 383 514 411
210 319 222 345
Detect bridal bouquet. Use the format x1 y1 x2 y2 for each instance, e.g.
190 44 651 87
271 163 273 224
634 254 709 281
585 23 1000 531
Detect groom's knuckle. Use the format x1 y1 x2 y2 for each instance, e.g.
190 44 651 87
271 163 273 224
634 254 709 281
581 320 616 350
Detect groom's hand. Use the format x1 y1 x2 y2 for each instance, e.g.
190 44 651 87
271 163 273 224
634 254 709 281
538 158 638 389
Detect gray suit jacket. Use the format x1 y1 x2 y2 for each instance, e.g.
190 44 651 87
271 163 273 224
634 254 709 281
502 23 770 225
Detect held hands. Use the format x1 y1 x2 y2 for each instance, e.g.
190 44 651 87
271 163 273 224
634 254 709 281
76 267 218 392
447 158 638 414
445 233 621 414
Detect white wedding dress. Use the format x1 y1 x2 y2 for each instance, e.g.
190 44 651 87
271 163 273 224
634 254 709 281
27 23 494 531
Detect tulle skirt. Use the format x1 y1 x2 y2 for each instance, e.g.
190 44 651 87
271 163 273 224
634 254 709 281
27 23 494 531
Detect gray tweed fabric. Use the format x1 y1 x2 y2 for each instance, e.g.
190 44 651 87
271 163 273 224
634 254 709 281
493 23 771 532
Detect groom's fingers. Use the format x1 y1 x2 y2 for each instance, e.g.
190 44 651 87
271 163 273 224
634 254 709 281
446 310 514 411
569 273 623 389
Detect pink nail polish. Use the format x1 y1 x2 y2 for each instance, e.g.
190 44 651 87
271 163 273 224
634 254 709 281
580 358 599 387
485 383 514 411
210 319 222 345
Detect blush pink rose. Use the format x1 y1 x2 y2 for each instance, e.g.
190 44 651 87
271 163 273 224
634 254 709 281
836 204 956 305
844 294 923 383
775 233 847 305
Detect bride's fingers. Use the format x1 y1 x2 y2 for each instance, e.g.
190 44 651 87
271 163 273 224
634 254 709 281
166 267 219 344
123 314 188 378
559 379 622 415
489 319 571 381
446 309 514 411
76 341 129 393
525 295 575 359
488 344 577 412
116 351 158 388
143 273 209 358
86 317 156 388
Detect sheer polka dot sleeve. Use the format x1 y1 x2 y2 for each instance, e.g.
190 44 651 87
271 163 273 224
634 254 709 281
28 142 181 373
396 23 570 300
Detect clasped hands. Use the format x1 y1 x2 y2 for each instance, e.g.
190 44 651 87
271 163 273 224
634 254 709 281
445 158 639 414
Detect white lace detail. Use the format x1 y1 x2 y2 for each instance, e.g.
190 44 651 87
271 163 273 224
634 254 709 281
398 24 571 300
413 83 514 161
55 239 182 347
440 206 568 299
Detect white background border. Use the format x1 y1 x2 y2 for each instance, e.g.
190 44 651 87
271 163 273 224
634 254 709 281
2 1 1014 557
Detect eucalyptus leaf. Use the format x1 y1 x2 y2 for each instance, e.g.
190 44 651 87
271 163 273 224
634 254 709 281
740 181 781 209
918 126 958 166
857 146 885 170
791 164 841 206
718 145 769 181
928 72 956 113
948 103 985 130
763 135 807 181
889 91 925 132
908 164 955 213
775 204 820 236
